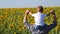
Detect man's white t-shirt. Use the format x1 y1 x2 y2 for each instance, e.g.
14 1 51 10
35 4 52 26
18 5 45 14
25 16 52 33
32 12 47 26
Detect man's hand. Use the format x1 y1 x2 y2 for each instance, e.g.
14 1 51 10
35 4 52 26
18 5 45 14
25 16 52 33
50 10 56 22
47 10 55 16
50 10 55 15
24 9 29 22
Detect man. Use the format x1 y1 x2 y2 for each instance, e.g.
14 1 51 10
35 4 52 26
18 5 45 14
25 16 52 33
23 6 57 34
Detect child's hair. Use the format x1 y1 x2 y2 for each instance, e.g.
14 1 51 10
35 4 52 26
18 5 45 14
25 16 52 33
38 6 43 13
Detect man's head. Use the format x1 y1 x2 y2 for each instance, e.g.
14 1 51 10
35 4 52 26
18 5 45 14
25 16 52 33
36 6 43 13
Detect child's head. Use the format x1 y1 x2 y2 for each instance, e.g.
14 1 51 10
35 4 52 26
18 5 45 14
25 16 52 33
36 6 43 13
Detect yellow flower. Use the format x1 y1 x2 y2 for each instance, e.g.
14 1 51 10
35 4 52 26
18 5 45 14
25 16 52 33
31 21 34 25
4 14 8 18
10 18 13 21
9 24 14 29
1 15 3 18
18 26 22 31
14 32 16 34
23 26 27 30
18 28 22 31
0 17 2 20
5 8 8 11
3 21 6 24
57 25 60 29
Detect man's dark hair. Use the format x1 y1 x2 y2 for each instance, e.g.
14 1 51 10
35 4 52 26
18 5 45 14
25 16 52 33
38 6 43 13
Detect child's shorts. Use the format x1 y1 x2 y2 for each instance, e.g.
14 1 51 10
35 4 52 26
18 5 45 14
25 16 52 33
34 25 47 29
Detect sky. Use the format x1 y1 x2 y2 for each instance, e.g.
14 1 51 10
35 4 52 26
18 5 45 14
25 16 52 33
0 0 60 8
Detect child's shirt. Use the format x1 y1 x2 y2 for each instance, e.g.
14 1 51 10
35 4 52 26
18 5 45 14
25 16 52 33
32 12 47 26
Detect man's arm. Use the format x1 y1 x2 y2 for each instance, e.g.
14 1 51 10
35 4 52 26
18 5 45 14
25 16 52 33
47 12 51 16
23 10 30 29
46 11 57 31
47 10 55 16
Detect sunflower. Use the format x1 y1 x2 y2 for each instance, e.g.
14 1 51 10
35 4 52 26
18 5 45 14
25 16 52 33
4 14 8 18
9 24 14 29
14 32 16 34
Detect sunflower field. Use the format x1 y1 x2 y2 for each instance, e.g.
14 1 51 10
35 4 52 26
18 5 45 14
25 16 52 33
0 7 60 34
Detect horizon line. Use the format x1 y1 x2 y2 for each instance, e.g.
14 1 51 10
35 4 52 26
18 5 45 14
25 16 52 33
0 6 60 8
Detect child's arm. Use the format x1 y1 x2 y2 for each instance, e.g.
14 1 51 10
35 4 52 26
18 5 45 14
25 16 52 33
29 11 36 17
29 11 32 15
26 9 35 17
